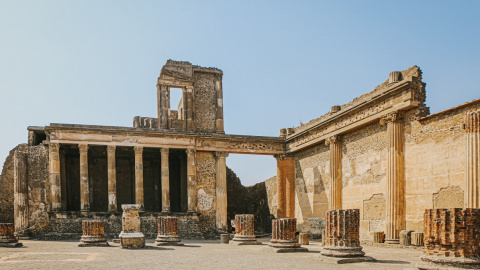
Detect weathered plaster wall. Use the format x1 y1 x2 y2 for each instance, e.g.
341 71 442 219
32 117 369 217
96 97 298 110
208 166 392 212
404 103 479 231
195 151 217 238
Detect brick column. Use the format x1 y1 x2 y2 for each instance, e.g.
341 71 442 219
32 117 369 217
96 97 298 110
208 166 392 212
0 223 22 247
326 136 342 211
186 148 197 212
275 154 294 218
185 86 195 130
215 80 224 134
155 216 182 246
49 143 62 211
79 144 89 211
107 145 117 211
465 111 480 208
134 146 144 210
60 149 67 210
420 208 480 268
78 220 108 247
14 150 28 233
322 209 365 257
232 214 260 245
269 218 308 252
215 151 229 232
161 148 170 212
157 84 169 129
380 112 405 244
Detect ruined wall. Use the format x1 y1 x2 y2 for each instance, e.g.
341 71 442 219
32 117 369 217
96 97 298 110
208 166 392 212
404 103 479 231
27 144 49 230
0 144 28 223
226 167 273 233
195 151 216 238
194 72 220 132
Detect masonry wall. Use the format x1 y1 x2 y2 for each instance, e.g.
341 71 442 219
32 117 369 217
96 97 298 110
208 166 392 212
194 72 221 133
195 151 217 238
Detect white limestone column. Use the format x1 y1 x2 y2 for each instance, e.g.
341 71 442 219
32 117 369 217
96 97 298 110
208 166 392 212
326 136 342 211
465 111 480 208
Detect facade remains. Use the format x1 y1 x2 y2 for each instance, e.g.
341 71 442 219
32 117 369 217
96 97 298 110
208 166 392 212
1 60 479 243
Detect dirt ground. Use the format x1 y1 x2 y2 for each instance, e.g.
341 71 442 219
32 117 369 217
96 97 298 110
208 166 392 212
0 237 423 270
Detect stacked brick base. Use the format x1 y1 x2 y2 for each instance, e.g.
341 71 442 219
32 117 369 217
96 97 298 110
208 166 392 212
155 216 183 246
231 214 261 245
78 220 109 247
0 223 22 247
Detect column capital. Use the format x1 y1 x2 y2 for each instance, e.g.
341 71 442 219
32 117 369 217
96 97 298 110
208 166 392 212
161 147 169 156
325 135 341 146
380 111 404 126
215 151 229 158
49 143 60 153
134 146 143 155
107 145 116 153
186 148 196 157
78 144 88 153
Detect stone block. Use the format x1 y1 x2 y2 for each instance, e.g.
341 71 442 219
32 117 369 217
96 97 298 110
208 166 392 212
370 231 384 243
411 232 423 246
399 230 413 246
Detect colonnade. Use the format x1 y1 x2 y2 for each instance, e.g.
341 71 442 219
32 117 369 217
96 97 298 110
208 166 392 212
48 144 203 213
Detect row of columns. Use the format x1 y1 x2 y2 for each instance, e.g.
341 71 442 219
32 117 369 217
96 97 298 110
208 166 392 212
49 144 199 213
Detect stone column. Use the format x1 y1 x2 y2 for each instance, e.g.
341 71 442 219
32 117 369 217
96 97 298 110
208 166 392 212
380 112 405 244
275 155 286 219
161 148 170 212
215 80 224 134
155 216 183 246
14 150 28 233
157 84 169 129
78 220 109 247
107 145 117 211
134 146 144 210
269 218 308 252
420 208 480 269
49 143 62 211
232 214 260 245
0 223 22 247
119 204 145 248
465 111 480 208
215 151 229 232
60 149 67 210
185 86 194 130
79 144 89 211
186 148 197 212
325 136 342 211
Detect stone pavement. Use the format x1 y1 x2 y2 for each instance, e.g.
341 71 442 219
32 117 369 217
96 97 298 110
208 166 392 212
0 237 423 270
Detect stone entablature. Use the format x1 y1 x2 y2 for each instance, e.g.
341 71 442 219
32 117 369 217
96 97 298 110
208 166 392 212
44 124 285 155
285 66 424 153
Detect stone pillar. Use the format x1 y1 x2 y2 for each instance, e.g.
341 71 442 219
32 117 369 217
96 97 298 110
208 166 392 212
155 216 183 246
299 233 309 245
119 204 145 248
157 84 169 129
0 223 22 247
215 80 224 134
185 86 195 131
79 144 90 211
215 151 229 232
380 112 405 244
465 111 480 208
134 146 144 210
232 214 260 245
49 143 62 211
325 136 342 211
78 220 109 247
107 145 117 212
60 149 67 210
370 231 385 243
399 230 413 246
419 208 480 269
186 148 197 212
269 218 308 252
14 151 29 234
161 148 170 212
411 232 424 246
323 209 364 257
275 154 295 219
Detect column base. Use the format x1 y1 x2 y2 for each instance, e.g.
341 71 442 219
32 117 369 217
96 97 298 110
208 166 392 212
270 246 309 253
0 242 22 248
78 241 110 247
321 246 365 257
155 235 183 246
417 255 480 270
316 254 376 264
232 235 261 245
119 232 145 249
385 239 400 244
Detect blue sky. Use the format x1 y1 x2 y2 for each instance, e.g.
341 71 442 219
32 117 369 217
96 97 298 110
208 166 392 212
0 1 479 186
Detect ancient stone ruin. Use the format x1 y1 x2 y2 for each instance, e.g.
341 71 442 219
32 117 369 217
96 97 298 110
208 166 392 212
269 218 308 253
119 204 145 249
0 223 22 247
0 60 479 247
155 216 183 246
78 220 109 247
231 214 261 245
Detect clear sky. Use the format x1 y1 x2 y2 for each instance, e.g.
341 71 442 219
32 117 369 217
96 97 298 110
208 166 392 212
0 1 479 186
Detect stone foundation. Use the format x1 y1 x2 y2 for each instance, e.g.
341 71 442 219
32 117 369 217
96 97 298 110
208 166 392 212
231 214 261 245
418 208 480 269
155 216 183 246
0 223 22 247
78 220 109 247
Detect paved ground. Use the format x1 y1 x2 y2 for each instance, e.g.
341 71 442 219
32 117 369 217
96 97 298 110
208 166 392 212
0 237 423 270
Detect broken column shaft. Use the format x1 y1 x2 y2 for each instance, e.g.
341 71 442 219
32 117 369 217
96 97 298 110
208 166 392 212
269 218 308 252
0 223 22 247
232 214 260 245
322 209 365 257
78 220 109 247
155 216 183 246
